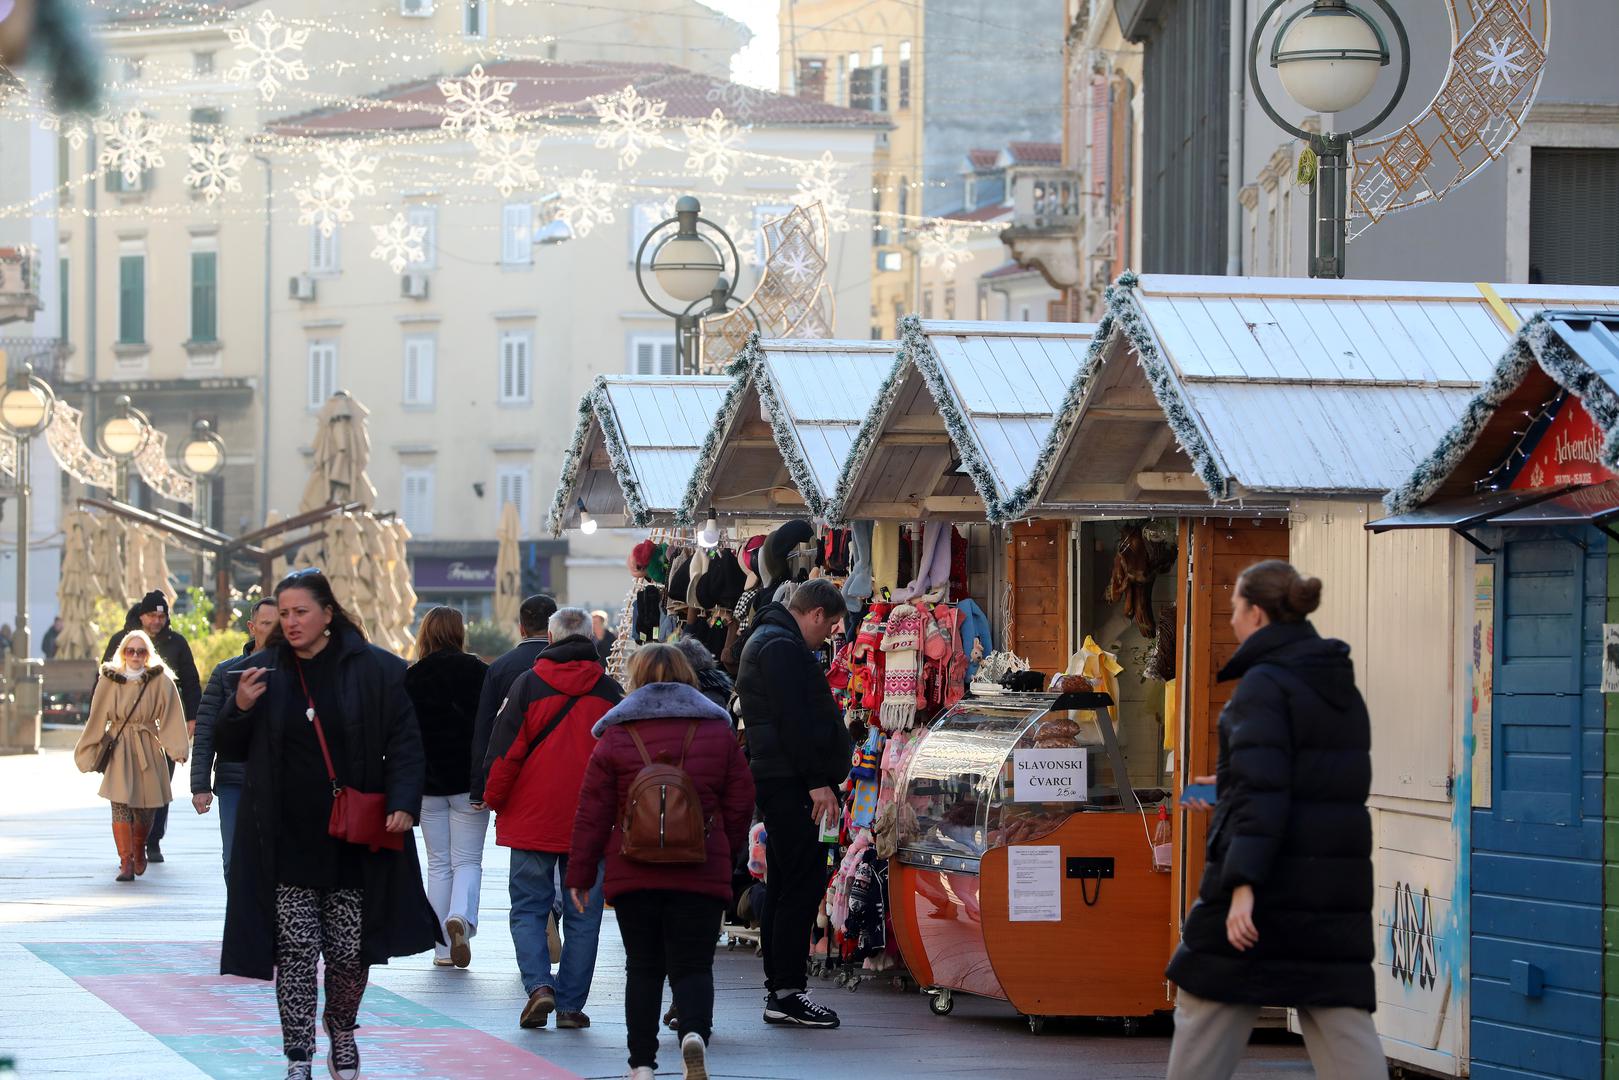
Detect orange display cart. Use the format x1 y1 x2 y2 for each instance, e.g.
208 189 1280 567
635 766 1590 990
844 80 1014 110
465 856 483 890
889 691 1174 1033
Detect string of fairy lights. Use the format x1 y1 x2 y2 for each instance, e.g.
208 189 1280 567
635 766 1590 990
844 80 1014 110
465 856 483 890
0 0 1039 276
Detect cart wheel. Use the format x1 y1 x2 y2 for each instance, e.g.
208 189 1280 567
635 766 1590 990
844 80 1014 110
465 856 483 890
929 989 954 1016
1027 1015 1047 1035
1122 1017 1142 1037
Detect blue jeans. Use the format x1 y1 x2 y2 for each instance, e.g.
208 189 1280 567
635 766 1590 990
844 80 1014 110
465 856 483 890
509 849 604 1010
216 783 242 879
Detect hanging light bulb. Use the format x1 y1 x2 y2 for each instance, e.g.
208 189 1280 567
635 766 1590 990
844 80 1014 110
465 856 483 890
577 498 598 536
698 509 720 549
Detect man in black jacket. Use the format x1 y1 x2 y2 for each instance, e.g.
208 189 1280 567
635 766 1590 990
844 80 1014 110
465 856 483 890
191 597 279 878
735 577 851 1029
100 590 202 864
470 594 555 804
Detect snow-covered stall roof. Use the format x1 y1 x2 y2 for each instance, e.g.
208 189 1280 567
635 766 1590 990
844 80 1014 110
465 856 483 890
829 316 1098 523
546 375 731 536
678 336 896 525
1032 273 1619 509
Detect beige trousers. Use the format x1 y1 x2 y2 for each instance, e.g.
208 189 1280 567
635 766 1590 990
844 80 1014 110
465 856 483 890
1165 988 1387 1080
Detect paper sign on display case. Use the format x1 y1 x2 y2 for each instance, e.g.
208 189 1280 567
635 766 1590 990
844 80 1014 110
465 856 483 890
1007 845 1062 922
1012 748 1088 802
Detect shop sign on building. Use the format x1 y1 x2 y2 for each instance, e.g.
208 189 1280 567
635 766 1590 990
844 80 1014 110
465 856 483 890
1011 748 1088 802
413 556 497 591
1510 397 1616 489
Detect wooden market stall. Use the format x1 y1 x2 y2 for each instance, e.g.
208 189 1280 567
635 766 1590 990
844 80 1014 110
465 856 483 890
677 336 896 526
545 374 730 535
1022 273 1619 1075
1369 307 1619 1080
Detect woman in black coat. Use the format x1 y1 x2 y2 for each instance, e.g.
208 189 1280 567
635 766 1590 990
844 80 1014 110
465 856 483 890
403 606 491 969
1165 560 1382 1080
215 571 437 1080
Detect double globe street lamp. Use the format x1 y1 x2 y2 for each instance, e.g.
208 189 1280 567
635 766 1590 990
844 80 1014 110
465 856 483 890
635 195 759 374
1250 0 1410 278
96 394 151 498
0 362 57 660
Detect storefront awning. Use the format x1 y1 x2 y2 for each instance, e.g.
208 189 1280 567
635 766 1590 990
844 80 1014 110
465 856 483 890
1366 485 1584 551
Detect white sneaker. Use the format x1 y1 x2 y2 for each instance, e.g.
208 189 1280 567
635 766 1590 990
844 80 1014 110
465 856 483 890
627 1069 655 1080
681 1031 709 1079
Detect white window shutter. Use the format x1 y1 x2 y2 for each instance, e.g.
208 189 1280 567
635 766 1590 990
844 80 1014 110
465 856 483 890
659 340 677 374
634 340 655 374
503 203 533 265
407 206 436 268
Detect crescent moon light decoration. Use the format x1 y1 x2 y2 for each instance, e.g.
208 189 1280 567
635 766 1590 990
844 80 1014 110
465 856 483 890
1348 0 1549 240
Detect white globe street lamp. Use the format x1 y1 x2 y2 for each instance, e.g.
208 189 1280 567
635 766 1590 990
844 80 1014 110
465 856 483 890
0 360 57 662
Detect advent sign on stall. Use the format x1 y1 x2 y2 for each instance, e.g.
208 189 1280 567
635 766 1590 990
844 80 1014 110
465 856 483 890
1508 394 1616 489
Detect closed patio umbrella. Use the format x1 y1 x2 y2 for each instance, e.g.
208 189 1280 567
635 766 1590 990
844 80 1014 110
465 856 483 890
300 391 379 514
494 500 521 631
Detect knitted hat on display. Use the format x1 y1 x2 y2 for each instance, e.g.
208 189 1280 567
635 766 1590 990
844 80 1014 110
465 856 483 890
761 519 815 588
135 590 168 616
879 603 925 731
665 550 692 616
842 520 875 604
684 548 712 612
647 542 671 585
628 540 656 578
696 548 747 612
739 534 767 591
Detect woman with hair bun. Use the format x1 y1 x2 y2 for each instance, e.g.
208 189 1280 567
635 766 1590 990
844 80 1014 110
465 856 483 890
1165 560 1382 1079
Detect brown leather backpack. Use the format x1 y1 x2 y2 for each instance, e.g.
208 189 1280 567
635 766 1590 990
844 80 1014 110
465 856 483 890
619 722 710 865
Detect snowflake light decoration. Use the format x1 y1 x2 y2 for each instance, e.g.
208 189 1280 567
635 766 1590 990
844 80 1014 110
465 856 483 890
1473 36 1528 86
296 176 350 237
554 170 618 238
370 212 427 273
475 131 541 197
793 151 851 233
705 81 767 121
439 63 517 141
95 110 166 186
185 137 247 203
226 10 310 104
682 108 743 186
919 222 973 276
593 85 667 168
315 140 379 201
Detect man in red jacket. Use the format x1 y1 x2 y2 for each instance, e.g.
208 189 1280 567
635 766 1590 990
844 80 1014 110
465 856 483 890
482 607 622 1031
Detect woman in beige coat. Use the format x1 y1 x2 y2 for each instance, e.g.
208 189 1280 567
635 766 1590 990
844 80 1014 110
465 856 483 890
74 629 189 881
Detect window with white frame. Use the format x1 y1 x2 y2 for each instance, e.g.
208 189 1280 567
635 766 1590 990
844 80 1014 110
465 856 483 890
403 333 435 405
310 225 340 274
463 0 484 37
629 200 670 266
750 203 794 265
499 329 532 403
628 334 678 375
502 203 533 265
307 340 338 408
496 464 530 532
407 205 437 268
400 467 435 536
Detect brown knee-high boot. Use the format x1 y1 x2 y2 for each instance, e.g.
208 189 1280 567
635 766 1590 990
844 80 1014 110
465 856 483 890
112 821 135 882
131 815 151 876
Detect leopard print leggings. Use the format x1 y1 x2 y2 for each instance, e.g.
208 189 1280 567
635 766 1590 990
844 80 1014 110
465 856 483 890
109 802 154 827
274 885 368 1062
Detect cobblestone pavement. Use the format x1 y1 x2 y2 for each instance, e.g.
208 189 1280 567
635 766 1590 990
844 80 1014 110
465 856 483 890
0 749 1312 1079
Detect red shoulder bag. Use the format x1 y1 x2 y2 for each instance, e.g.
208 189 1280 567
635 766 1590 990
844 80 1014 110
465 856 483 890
297 659 404 852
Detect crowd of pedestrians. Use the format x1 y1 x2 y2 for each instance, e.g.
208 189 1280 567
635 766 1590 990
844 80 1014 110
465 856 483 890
67 556 1379 1080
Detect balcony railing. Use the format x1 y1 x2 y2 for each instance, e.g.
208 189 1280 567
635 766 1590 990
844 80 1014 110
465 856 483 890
0 337 68 383
1009 168 1082 230
0 247 41 326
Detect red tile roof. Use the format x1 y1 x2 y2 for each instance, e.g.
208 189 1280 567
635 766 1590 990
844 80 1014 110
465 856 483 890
1006 141 1061 165
274 60 890 137
982 260 1038 280
95 0 255 26
967 148 1000 170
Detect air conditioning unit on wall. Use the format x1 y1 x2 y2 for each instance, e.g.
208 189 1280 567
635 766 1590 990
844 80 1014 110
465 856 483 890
289 274 317 301
401 272 430 299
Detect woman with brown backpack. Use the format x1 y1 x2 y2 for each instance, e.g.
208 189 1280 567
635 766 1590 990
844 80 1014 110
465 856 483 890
567 644 755 1080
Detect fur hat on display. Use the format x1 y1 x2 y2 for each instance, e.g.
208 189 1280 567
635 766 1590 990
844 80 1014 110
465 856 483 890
761 519 815 588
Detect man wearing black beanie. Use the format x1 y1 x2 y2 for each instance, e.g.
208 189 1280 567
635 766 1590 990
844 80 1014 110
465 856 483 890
99 589 202 864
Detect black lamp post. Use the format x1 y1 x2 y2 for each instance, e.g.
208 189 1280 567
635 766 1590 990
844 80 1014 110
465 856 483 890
1249 0 1410 278
635 196 751 375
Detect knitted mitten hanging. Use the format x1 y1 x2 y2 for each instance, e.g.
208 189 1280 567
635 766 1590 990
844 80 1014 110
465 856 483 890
893 520 949 602
842 520 874 605
879 603 924 730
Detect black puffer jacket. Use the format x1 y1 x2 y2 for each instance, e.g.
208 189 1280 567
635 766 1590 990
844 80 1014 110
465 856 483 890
191 642 253 793
404 648 490 796
1166 620 1374 1011
735 603 851 792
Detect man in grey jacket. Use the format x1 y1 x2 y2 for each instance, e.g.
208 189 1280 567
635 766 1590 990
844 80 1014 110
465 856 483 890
191 598 279 878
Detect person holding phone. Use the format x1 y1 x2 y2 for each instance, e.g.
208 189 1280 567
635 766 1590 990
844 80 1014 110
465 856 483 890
1165 561 1380 1079
212 570 437 1080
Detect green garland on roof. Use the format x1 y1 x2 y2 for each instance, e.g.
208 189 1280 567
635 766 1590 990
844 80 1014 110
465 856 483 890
753 343 833 522
676 337 759 527
825 337 912 525
1385 314 1619 513
543 376 651 537
899 314 1009 521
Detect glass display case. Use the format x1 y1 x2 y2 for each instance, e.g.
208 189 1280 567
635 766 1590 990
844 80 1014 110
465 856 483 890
897 690 1145 874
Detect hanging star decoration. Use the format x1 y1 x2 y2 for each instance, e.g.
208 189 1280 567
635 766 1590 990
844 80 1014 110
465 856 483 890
225 9 311 104
474 130 541 197
918 222 973 277
554 169 617 238
439 63 517 140
592 84 666 168
295 140 378 237
682 108 743 186
185 137 248 203
370 212 427 273
95 110 166 186
793 151 850 233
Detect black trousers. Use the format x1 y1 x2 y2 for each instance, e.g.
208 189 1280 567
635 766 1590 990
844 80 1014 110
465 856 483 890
614 890 725 1071
149 759 176 844
756 783 824 995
